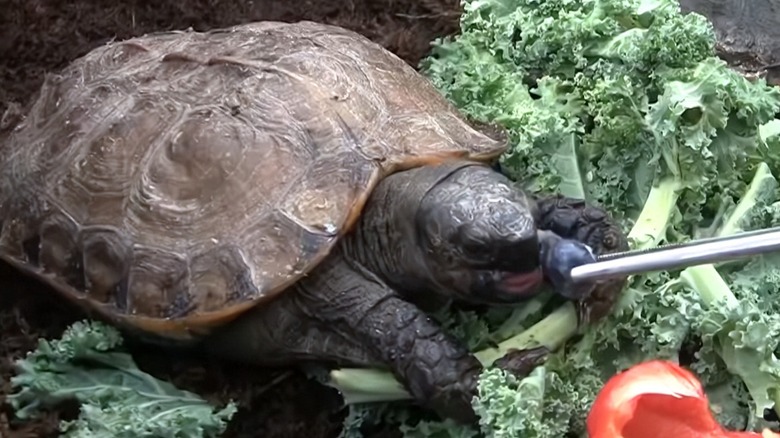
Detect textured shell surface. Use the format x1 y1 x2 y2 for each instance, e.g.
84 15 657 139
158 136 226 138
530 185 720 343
0 20 506 339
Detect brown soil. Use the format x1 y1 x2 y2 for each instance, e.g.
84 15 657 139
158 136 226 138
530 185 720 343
0 0 462 115
0 1 461 437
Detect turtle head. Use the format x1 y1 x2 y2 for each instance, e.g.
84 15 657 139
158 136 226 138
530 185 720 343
415 164 597 304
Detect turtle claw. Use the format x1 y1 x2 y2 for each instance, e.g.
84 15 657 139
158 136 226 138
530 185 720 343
492 346 550 377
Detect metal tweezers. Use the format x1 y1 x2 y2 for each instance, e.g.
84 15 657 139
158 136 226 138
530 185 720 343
569 226 780 283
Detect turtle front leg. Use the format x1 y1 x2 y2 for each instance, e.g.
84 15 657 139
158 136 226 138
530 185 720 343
534 194 630 323
200 248 544 423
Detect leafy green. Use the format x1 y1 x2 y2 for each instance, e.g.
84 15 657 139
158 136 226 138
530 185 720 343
327 0 780 436
422 0 778 244
8 320 237 438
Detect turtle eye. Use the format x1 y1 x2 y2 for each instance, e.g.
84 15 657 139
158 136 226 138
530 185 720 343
456 225 494 262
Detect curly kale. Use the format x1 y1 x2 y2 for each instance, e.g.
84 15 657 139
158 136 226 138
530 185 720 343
8 320 237 438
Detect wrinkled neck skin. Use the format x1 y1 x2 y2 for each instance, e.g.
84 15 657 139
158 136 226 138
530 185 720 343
343 160 544 306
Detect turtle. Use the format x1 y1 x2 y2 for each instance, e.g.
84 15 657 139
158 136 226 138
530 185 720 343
0 20 629 421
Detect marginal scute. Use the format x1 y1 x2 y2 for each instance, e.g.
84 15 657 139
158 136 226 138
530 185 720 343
38 212 83 288
188 245 259 313
81 226 133 304
126 247 189 317
241 210 337 292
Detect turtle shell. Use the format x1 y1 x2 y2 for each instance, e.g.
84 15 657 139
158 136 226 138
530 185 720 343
0 21 507 340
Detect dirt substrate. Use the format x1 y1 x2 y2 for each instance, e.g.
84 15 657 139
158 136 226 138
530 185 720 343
0 0 462 115
0 1 461 437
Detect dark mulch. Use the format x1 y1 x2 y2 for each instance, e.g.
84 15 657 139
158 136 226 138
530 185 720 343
0 0 462 115
0 1 462 437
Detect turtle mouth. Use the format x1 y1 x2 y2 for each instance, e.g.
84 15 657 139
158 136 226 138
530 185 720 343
497 267 544 297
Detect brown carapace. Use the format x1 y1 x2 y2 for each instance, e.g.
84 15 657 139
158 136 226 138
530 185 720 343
0 21 507 338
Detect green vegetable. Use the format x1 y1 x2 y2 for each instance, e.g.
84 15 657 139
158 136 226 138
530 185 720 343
676 163 780 420
327 0 780 436
8 320 237 438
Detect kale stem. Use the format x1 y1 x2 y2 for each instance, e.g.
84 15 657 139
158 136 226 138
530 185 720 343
678 162 776 309
627 176 682 250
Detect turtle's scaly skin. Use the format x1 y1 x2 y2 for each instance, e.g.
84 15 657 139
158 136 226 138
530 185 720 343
0 21 629 421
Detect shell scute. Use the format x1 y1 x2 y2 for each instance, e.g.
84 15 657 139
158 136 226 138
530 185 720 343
80 226 133 304
125 246 189 317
